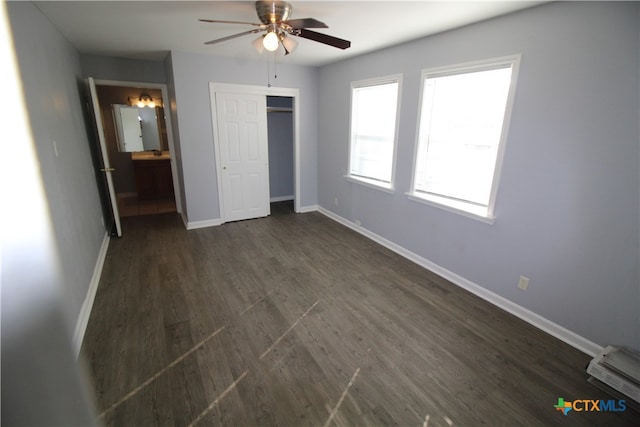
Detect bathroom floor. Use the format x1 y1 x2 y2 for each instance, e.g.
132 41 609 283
116 193 176 217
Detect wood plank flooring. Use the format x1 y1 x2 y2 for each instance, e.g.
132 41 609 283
81 202 638 426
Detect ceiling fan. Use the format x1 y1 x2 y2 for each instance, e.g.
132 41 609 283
200 1 351 55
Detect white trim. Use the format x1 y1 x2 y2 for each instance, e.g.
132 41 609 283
487 55 521 217
421 55 521 78
270 195 294 202
297 205 318 214
406 192 495 224
180 212 189 230
187 218 223 230
345 174 395 194
317 206 603 357
210 86 225 223
73 232 110 358
209 82 301 220
348 74 402 190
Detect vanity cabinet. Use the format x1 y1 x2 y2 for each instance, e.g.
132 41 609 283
133 158 174 200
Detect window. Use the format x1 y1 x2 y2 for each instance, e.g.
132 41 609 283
410 56 519 220
348 75 401 190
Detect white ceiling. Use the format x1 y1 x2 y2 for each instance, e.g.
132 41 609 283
33 1 545 67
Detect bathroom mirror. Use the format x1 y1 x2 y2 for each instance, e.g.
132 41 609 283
113 104 167 153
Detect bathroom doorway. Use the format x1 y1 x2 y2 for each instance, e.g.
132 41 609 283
91 80 181 220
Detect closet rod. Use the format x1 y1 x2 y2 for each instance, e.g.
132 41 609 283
267 107 293 113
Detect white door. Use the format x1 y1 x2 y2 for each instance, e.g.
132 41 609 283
87 77 122 237
215 92 270 222
113 105 144 152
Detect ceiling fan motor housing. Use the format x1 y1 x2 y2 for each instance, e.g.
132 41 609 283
256 1 292 25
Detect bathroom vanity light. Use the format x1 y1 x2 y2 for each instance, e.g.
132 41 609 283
130 93 157 109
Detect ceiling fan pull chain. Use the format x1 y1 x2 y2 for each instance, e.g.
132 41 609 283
266 53 271 87
273 51 278 81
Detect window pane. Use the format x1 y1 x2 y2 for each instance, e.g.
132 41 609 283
415 66 512 206
350 81 399 183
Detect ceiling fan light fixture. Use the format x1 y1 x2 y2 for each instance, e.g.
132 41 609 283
252 35 265 53
201 0 351 54
281 35 298 54
263 31 279 51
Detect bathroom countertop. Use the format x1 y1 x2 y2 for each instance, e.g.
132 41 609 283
131 151 170 161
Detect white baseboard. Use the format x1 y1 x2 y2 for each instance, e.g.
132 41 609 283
317 207 602 357
297 204 318 214
180 212 189 229
270 195 294 202
73 232 110 358
187 218 223 230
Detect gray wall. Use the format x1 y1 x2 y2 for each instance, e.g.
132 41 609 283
168 50 318 223
317 1 640 349
3 1 101 423
81 53 167 83
7 1 108 337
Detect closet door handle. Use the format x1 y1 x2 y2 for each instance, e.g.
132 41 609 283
100 167 115 172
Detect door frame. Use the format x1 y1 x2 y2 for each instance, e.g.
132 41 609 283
93 79 182 215
209 82 300 224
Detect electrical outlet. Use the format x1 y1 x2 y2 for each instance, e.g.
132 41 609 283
518 275 529 291
334 197 338 206
355 219 361 226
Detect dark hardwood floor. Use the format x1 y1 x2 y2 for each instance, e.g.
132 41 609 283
81 202 638 426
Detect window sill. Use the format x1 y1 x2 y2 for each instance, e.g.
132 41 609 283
406 192 495 224
345 175 395 194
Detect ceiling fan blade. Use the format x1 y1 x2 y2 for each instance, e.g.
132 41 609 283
281 18 328 29
199 19 264 27
204 29 263 45
295 29 351 50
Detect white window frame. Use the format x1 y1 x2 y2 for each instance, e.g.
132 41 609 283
408 55 521 223
346 74 402 192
